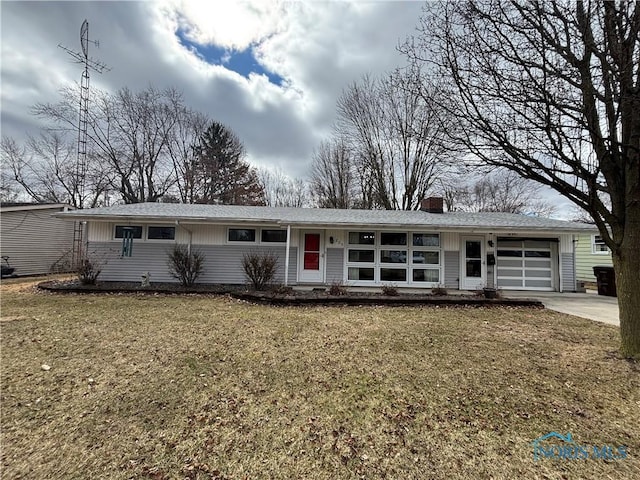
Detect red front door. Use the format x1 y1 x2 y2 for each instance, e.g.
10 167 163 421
303 233 320 270
299 231 323 283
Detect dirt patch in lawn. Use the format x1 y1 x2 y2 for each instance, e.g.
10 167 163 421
1 278 638 479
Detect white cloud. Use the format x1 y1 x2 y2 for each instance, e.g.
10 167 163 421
1 0 424 179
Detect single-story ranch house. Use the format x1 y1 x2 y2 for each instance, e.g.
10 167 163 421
58 198 597 292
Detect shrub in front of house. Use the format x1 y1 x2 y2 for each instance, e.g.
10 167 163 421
77 257 102 285
167 244 204 287
242 252 279 290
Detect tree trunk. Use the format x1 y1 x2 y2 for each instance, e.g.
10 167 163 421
613 206 640 358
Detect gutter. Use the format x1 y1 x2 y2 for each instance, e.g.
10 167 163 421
54 213 599 234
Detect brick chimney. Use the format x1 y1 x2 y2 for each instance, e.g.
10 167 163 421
420 196 444 214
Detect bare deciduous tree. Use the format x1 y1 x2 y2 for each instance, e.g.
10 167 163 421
1 133 110 207
309 139 359 208
404 0 640 356
166 109 209 204
443 169 557 217
335 67 451 210
33 85 189 204
259 168 309 207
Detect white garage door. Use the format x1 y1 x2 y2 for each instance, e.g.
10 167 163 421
497 239 554 291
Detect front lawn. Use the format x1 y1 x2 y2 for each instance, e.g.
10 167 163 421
1 279 638 479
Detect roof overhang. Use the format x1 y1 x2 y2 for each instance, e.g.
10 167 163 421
55 211 598 235
3 203 74 213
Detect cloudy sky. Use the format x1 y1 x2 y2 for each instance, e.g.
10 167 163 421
1 0 425 179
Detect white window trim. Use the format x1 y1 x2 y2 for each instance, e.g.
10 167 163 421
591 235 610 255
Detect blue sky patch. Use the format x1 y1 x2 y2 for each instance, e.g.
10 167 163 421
176 27 284 86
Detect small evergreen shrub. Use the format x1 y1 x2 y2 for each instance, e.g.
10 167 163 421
167 244 204 287
242 252 279 290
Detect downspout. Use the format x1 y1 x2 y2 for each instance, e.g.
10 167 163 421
284 224 291 286
175 220 193 254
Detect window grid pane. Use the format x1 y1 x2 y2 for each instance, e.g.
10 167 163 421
348 267 375 281
380 250 407 264
380 232 407 246
412 269 440 282
348 249 375 263
413 233 439 247
348 232 375 245
380 268 407 282
412 251 439 265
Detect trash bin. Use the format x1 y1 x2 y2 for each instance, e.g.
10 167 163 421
592 266 617 297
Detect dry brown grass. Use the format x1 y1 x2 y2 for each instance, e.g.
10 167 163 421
1 278 638 479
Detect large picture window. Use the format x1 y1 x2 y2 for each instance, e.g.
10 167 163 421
346 231 441 285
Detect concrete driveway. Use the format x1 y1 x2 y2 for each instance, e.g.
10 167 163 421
503 290 620 326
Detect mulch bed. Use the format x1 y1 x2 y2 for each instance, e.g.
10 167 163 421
37 280 544 307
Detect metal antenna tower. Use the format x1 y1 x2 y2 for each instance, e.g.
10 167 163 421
59 20 110 208
58 20 110 268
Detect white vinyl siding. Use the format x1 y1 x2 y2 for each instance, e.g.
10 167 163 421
575 234 612 282
0 207 75 275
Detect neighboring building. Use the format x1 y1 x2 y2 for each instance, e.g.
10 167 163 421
575 233 613 283
1 203 76 276
58 199 597 292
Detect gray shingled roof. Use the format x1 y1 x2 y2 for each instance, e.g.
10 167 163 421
58 202 597 233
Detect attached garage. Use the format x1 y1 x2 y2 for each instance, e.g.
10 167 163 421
496 238 556 291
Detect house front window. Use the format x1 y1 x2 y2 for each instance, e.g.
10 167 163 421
114 225 143 239
261 229 287 243
228 228 256 242
147 226 175 240
346 231 441 285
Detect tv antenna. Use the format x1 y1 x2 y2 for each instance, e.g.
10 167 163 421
58 20 110 267
58 20 110 209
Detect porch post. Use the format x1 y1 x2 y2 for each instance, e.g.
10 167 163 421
284 224 291 286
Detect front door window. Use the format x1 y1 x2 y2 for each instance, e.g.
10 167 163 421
303 234 320 270
461 237 484 289
465 240 482 278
